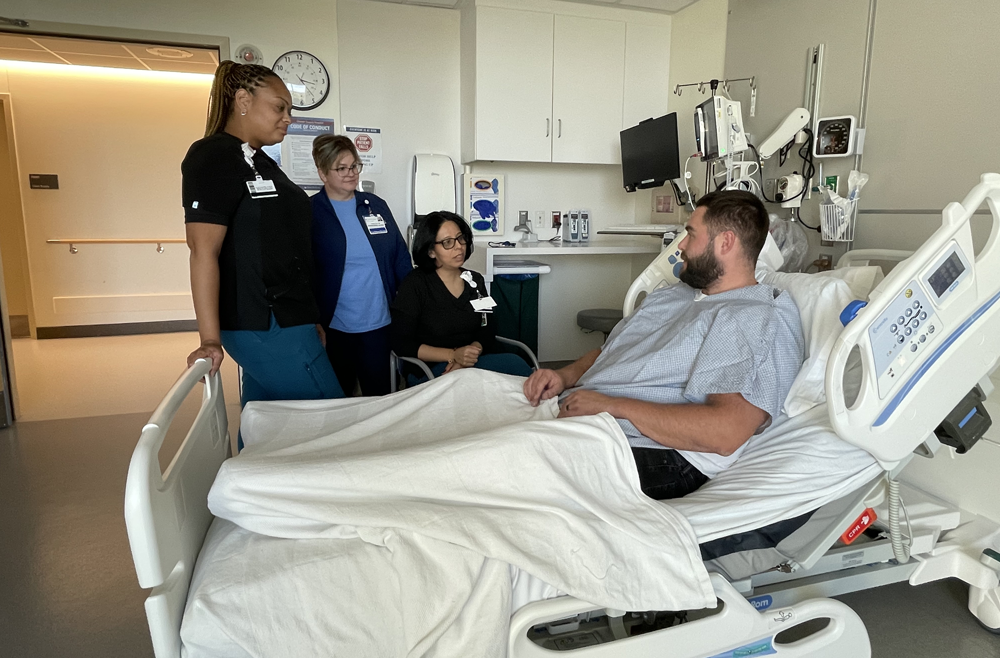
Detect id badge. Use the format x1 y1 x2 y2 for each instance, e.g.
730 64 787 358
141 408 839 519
470 296 497 312
246 179 278 199
364 214 387 235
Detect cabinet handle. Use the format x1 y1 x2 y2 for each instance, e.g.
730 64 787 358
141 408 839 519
546 118 550 138
557 119 562 138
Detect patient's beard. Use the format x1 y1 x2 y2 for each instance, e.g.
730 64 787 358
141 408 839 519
678 248 723 290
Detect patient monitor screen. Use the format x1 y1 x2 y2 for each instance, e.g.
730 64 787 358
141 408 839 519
620 112 681 192
928 251 965 298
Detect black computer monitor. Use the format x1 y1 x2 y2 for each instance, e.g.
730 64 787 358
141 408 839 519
620 113 681 193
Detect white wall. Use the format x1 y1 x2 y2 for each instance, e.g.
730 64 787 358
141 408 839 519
338 0 461 230
724 0 870 265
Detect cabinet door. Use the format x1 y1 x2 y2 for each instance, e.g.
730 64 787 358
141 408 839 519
551 15 626 165
475 6 554 162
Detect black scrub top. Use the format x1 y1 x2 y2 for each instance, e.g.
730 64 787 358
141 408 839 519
182 132 319 331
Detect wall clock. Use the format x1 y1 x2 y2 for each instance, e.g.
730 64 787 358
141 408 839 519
272 51 330 111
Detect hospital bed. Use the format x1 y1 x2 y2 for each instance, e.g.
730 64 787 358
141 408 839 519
125 174 1000 657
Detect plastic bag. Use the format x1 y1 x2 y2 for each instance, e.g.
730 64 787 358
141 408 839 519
768 214 810 272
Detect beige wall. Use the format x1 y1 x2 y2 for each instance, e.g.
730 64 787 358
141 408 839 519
1 64 210 327
0 97 30 320
0 0 342 328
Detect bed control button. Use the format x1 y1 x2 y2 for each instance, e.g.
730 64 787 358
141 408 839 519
897 335 905 344
911 344 918 352
898 316 905 324
928 325 936 334
913 319 920 329
920 311 927 320
890 324 898 333
912 302 920 309
905 308 913 317
920 335 926 343
905 327 912 336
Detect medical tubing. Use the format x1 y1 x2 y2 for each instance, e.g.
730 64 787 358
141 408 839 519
887 477 911 563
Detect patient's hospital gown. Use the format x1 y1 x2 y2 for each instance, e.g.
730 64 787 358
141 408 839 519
574 283 804 477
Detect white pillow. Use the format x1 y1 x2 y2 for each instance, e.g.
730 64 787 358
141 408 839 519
761 266 882 416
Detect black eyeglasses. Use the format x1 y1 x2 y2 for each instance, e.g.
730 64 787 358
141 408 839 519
333 163 363 176
435 235 468 250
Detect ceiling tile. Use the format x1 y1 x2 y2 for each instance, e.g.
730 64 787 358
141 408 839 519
0 47 64 64
57 53 147 69
142 59 218 74
0 34 42 50
33 36 133 57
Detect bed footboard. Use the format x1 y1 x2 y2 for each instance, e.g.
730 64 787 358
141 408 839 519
124 359 230 658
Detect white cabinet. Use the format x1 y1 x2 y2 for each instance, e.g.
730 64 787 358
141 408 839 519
551 15 625 164
464 4 651 165
474 6 554 163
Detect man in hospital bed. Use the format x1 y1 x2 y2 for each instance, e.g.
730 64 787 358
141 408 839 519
524 190 804 499
199 190 811 657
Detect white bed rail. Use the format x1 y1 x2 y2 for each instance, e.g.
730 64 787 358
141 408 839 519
124 358 229 658
826 173 1000 467
508 573 870 657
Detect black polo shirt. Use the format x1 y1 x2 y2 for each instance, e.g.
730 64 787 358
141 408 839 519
182 132 319 331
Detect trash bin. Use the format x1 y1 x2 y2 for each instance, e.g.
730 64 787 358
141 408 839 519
491 273 539 357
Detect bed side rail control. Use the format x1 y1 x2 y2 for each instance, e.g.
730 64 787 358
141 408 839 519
934 384 992 453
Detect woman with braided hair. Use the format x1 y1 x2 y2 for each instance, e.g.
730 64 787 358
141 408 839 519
183 61 343 432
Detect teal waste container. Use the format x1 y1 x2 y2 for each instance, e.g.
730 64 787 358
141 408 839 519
491 273 539 357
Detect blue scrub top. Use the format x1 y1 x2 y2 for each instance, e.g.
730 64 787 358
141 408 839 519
327 196 391 333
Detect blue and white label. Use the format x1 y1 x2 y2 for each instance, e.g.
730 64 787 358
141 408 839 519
708 638 777 658
747 594 773 611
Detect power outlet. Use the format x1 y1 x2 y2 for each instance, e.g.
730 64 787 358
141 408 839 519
533 210 545 228
764 178 776 198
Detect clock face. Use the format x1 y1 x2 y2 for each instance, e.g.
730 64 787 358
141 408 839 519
272 51 330 111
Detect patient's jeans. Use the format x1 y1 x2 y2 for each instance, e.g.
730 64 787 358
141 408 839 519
630 447 708 500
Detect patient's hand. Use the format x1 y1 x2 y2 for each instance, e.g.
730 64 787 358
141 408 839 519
558 389 615 418
523 369 566 406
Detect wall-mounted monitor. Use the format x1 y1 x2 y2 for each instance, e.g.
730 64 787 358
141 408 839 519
620 113 681 193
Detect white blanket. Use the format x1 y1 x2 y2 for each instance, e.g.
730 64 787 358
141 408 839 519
205 369 714 657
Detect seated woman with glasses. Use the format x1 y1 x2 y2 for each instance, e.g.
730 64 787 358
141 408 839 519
311 134 412 396
391 211 532 383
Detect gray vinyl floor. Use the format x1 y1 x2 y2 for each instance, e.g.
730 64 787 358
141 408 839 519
1 411 998 658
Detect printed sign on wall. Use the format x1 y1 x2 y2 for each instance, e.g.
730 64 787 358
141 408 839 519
344 126 382 174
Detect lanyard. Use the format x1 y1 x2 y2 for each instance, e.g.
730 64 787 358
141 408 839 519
241 142 263 180
461 271 488 327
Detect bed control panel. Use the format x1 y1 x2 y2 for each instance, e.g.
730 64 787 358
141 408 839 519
869 281 941 399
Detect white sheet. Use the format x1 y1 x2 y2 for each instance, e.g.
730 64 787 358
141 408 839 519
186 370 881 657
201 369 714 657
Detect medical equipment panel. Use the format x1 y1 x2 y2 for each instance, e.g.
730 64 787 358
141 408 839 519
868 281 939 399
922 242 972 304
865 242 974 400
826 173 1000 467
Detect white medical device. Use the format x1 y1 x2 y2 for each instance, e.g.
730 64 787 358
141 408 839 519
694 96 749 161
813 115 859 158
757 107 811 159
827 172 1000 468
775 173 806 208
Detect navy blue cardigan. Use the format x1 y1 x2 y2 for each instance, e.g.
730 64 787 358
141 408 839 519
311 191 413 329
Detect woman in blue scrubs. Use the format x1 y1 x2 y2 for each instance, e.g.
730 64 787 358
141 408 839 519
310 135 412 396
